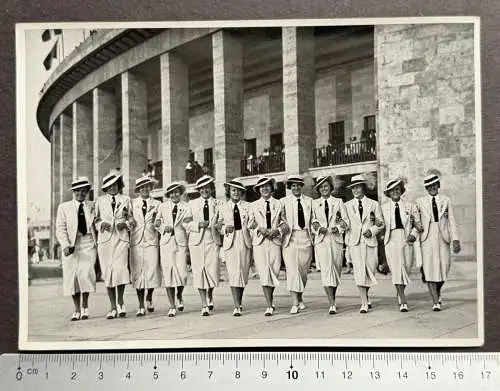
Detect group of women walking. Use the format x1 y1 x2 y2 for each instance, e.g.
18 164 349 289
55 169 461 321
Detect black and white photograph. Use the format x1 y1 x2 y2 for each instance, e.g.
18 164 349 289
17 18 483 349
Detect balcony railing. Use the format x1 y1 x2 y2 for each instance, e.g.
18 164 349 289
313 140 376 168
241 152 285 176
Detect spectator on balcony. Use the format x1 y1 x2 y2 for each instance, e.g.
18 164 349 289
202 162 212 177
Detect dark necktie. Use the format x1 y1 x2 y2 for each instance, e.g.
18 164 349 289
78 203 87 235
297 199 305 229
172 204 178 223
266 200 271 229
358 199 363 220
234 204 242 230
111 196 116 212
395 202 404 229
203 199 210 221
432 196 439 222
142 200 147 217
324 199 329 222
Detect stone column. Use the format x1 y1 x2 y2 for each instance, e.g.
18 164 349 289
160 52 189 188
121 71 148 196
59 112 73 202
282 27 316 177
72 101 93 181
93 87 118 196
50 123 61 258
212 30 244 197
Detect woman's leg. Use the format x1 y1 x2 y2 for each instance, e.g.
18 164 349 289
166 287 176 309
116 284 125 306
262 286 274 308
71 292 81 313
198 289 208 308
106 287 117 310
230 287 239 308
324 286 334 307
81 292 89 308
136 289 145 309
395 284 406 305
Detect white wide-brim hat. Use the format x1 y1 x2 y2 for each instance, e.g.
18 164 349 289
286 175 305 186
224 179 246 192
165 181 186 196
102 170 123 191
313 175 334 191
71 177 92 191
346 174 368 188
253 176 276 192
383 178 406 197
424 174 440 187
194 175 215 190
135 175 155 191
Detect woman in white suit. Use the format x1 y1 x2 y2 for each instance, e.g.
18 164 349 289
311 175 349 315
94 170 135 319
55 177 97 321
344 174 385 313
415 173 461 311
381 178 420 312
218 179 252 316
248 176 286 316
129 175 162 316
155 182 191 317
184 175 222 316
280 175 314 315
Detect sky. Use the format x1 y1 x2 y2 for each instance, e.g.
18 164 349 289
24 28 93 222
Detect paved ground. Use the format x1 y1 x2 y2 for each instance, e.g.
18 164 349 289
27 262 479 344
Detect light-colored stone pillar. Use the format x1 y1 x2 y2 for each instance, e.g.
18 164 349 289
59 112 73 202
121 71 148 197
72 101 93 181
282 27 316 178
160 52 189 188
50 123 61 258
212 30 244 197
93 87 118 196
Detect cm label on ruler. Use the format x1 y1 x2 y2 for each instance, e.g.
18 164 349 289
3 353 500 390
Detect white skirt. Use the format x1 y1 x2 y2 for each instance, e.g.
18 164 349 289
253 239 281 287
314 233 343 287
421 222 451 282
347 242 378 287
385 229 413 286
224 230 251 287
160 239 188 287
190 236 220 290
282 230 312 293
129 243 161 289
97 233 130 288
62 234 96 296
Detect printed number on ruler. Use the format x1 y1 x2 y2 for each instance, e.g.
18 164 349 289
2 353 500 390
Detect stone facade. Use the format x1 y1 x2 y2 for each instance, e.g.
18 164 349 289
375 23 476 258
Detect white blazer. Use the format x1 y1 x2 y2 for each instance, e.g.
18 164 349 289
248 197 286 246
415 194 459 243
155 200 190 246
94 194 133 244
311 196 349 246
56 200 97 249
280 194 313 247
219 200 252 250
129 197 161 246
344 196 385 247
184 197 222 247
381 199 419 245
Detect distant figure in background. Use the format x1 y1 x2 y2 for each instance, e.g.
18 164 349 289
415 173 461 311
55 177 97 321
95 170 135 320
129 175 162 317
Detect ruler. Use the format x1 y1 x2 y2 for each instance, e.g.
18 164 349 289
1 352 499 390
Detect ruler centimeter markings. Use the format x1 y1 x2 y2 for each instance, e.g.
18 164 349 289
1 353 500 390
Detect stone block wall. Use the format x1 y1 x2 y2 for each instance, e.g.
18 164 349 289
375 23 476 258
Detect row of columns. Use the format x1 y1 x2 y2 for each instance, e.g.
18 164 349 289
50 27 316 254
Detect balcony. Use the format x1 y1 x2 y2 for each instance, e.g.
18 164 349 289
186 161 214 184
152 161 162 188
241 152 285 177
313 140 376 168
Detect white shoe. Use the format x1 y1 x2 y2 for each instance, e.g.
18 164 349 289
201 307 210 316
177 299 184 312
264 307 274 316
359 304 368 314
168 308 177 317
70 312 81 321
146 300 154 313
290 305 299 314
106 309 117 319
298 302 306 311
233 307 242 317
400 304 408 312
208 300 214 311
136 308 146 317
81 308 89 320
328 305 337 315
117 304 127 317
433 303 441 312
